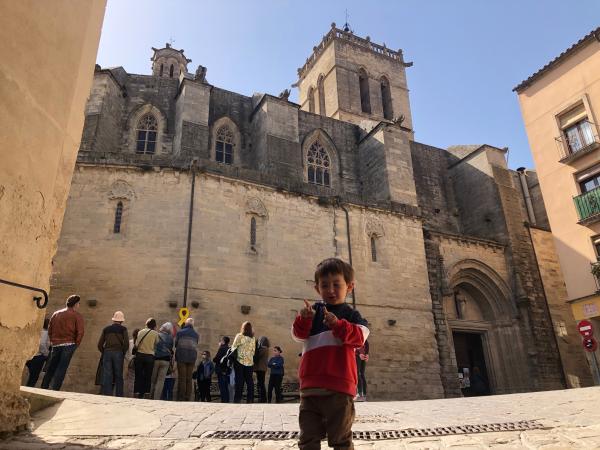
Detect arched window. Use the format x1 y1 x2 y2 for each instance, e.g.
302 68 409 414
359 69 371 114
135 114 158 154
159 64 164 77
215 125 234 164
317 75 326 116
307 141 331 187
250 217 257 248
308 87 315 113
113 201 123 233
370 236 377 262
169 64 174 78
381 77 393 120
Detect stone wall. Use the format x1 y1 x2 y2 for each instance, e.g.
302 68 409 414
50 168 444 400
0 0 105 433
529 226 594 388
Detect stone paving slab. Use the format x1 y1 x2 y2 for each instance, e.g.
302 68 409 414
1 386 600 448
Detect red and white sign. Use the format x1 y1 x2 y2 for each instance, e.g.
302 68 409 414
578 320 594 338
583 337 598 352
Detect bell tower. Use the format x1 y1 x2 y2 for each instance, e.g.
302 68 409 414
151 43 191 79
297 23 413 132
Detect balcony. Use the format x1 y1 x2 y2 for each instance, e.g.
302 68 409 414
574 185 600 225
556 120 600 164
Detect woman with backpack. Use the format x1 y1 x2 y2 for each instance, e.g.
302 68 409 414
231 321 256 403
213 336 231 402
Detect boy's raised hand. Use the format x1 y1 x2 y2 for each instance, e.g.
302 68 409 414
300 299 315 319
323 307 338 329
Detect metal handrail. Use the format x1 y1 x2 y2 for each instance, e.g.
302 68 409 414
0 278 48 309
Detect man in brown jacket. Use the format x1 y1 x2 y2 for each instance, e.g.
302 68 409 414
41 294 84 390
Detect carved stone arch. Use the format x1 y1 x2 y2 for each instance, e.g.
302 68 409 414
358 66 371 114
211 116 241 165
246 197 268 218
108 180 135 201
127 104 167 154
317 74 326 116
301 128 340 189
447 259 515 320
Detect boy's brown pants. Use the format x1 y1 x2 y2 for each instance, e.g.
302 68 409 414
298 392 355 450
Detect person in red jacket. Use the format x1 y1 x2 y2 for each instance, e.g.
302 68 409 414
41 294 85 390
292 258 369 450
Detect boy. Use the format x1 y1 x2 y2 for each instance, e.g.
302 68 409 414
267 346 285 403
292 258 369 450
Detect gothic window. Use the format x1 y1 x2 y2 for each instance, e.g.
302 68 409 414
307 141 331 187
250 217 257 249
169 64 174 78
317 75 326 116
215 125 234 164
381 76 393 120
370 236 377 262
308 87 315 113
113 201 123 233
359 69 371 114
159 64 164 77
135 114 158 154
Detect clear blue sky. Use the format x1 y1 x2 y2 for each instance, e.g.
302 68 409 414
96 0 600 169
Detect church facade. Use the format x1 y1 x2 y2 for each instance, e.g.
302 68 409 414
48 24 592 398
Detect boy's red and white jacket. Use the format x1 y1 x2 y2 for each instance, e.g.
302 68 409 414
292 301 370 397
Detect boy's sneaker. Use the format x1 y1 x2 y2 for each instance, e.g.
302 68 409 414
356 395 366 402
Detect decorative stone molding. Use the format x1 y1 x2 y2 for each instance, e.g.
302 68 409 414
108 180 135 201
246 197 268 218
366 218 384 237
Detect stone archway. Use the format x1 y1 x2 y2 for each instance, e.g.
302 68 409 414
443 260 531 395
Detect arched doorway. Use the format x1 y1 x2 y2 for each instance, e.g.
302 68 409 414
443 260 531 395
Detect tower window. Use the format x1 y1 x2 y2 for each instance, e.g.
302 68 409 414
307 141 331 187
370 236 377 262
113 201 123 233
169 64 174 78
381 77 393 120
317 75 326 116
250 217 257 249
215 125 234 164
159 64 164 77
135 114 158 154
308 87 315 113
359 69 371 114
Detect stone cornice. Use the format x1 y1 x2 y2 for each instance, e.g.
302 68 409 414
297 24 412 81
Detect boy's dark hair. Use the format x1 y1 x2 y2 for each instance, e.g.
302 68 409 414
146 318 157 329
314 258 354 284
222 336 230 345
274 346 283 353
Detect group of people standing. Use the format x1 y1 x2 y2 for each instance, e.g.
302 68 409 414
25 296 287 404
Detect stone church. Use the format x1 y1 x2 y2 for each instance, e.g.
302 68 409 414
48 23 593 399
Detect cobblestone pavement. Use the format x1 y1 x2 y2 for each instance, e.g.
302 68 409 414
1 386 600 449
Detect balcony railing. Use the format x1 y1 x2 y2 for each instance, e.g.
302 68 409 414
574 185 600 224
555 120 600 163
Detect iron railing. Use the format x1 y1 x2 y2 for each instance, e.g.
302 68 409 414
556 120 599 162
574 185 600 223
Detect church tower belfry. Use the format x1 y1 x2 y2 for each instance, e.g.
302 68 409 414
151 43 192 79
297 23 413 132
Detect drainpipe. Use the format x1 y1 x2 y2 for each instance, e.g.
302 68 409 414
516 167 537 225
183 159 198 307
335 197 356 309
